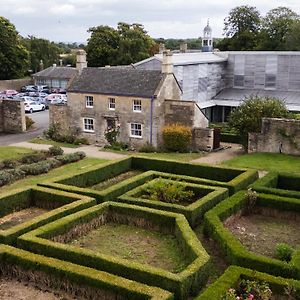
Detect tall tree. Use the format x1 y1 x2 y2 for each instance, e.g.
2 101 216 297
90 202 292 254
22 36 61 73
221 5 261 50
86 22 155 67
0 16 29 80
259 7 299 50
285 20 300 50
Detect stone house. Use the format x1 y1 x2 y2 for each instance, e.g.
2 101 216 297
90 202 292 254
50 51 210 150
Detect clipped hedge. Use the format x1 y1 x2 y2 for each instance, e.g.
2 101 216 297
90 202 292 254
119 179 229 227
220 132 242 144
203 191 300 279
0 186 96 245
251 172 300 199
0 244 173 300
196 265 300 299
18 202 210 300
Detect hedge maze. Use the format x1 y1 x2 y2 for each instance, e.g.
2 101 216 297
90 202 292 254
1 156 300 299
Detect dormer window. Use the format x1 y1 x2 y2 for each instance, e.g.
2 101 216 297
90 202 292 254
85 96 93 108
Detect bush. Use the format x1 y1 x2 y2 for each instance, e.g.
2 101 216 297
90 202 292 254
20 161 52 175
56 152 86 164
48 146 64 156
20 152 47 164
139 142 157 153
25 116 35 130
0 169 26 187
104 142 129 151
2 159 18 169
275 243 294 262
162 123 192 152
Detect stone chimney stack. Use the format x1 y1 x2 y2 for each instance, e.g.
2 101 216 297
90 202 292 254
161 50 173 74
159 43 166 54
76 49 87 73
180 42 188 53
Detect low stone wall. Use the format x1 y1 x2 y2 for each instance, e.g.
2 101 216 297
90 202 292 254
249 118 300 155
193 127 214 152
49 104 70 133
0 78 32 92
0 100 26 133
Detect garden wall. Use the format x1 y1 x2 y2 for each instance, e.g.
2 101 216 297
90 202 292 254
248 118 300 155
0 78 32 91
0 100 26 133
49 104 70 133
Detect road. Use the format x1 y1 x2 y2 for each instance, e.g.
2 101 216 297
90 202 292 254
0 110 49 146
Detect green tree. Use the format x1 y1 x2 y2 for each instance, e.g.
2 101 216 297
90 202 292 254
0 16 29 79
22 36 61 72
86 22 155 67
228 96 290 149
222 6 261 50
285 20 300 50
259 7 299 50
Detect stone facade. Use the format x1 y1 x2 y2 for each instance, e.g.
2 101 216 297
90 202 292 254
248 118 300 155
193 127 214 152
0 100 26 133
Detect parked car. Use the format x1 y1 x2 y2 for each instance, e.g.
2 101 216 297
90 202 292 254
51 87 66 94
24 100 45 113
36 85 50 93
45 93 67 104
0 90 18 97
21 85 37 92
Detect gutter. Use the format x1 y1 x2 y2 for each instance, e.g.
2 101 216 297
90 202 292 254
150 96 155 145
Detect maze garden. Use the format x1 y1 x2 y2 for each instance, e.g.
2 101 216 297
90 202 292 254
0 156 300 299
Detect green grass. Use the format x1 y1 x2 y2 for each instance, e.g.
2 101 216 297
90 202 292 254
29 137 79 148
0 147 34 162
102 149 203 162
0 157 107 193
222 153 300 174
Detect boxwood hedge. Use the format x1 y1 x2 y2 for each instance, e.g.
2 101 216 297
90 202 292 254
18 202 211 299
203 191 300 279
0 186 96 245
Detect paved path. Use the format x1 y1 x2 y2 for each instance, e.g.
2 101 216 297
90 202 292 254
9 142 127 160
191 143 244 165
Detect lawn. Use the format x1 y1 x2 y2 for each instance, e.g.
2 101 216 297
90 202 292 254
222 153 300 174
0 157 107 193
29 137 79 148
0 146 34 162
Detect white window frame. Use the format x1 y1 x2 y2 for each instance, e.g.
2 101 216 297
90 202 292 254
133 99 142 112
108 97 116 110
85 95 94 108
83 118 95 133
130 123 142 138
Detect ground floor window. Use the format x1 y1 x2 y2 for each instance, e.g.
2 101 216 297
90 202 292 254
130 123 142 138
83 118 94 132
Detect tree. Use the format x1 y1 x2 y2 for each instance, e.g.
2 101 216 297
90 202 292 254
22 36 61 73
259 7 299 50
285 20 300 50
0 16 29 79
228 96 290 149
86 22 155 67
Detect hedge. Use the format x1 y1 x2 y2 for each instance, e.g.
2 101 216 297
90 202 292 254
0 186 96 245
196 265 300 299
119 179 229 227
0 244 173 300
39 157 258 197
251 172 300 199
18 202 211 299
203 191 300 279
221 133 242 144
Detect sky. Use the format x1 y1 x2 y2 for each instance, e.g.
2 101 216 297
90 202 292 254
1 0 300 43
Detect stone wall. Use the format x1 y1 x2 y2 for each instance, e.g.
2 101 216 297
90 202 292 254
49 104 71 133
0 78 32 91
193 128 214 152
0 100 26 133
248 118 300 155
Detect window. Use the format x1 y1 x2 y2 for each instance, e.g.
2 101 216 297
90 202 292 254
108 98 115 110
83 118 94 132
133 99 142 112
85 96 94 107
130 123 142 138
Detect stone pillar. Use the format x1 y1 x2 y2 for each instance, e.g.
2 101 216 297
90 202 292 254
76 49 87 73
180 42 188 53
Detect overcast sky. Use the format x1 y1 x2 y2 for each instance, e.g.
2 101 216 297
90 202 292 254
1 0 299 43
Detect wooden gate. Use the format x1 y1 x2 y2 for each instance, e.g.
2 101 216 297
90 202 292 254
213 128 221 149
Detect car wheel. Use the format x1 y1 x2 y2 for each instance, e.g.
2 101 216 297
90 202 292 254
30 108 33 114
42 106 45 111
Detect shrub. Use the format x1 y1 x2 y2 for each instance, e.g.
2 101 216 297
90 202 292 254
20 161 52 175
25 116 35 130
104 142 129 151
0 169 26 187
139 142 157 153
48 146 64 156
162 123 192 152
275 243 294 262
56 152 86 164
44 123 61 141
20 152 47 164
141 178 194 204
2 159 18 169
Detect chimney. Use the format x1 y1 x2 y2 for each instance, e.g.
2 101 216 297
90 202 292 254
161 50 173 74
180 42 188 53
76 49 87 73
159 43 165 54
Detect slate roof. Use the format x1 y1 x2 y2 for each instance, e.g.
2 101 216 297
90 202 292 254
68 68 165 98
213 88 300 111
33 67 78 79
